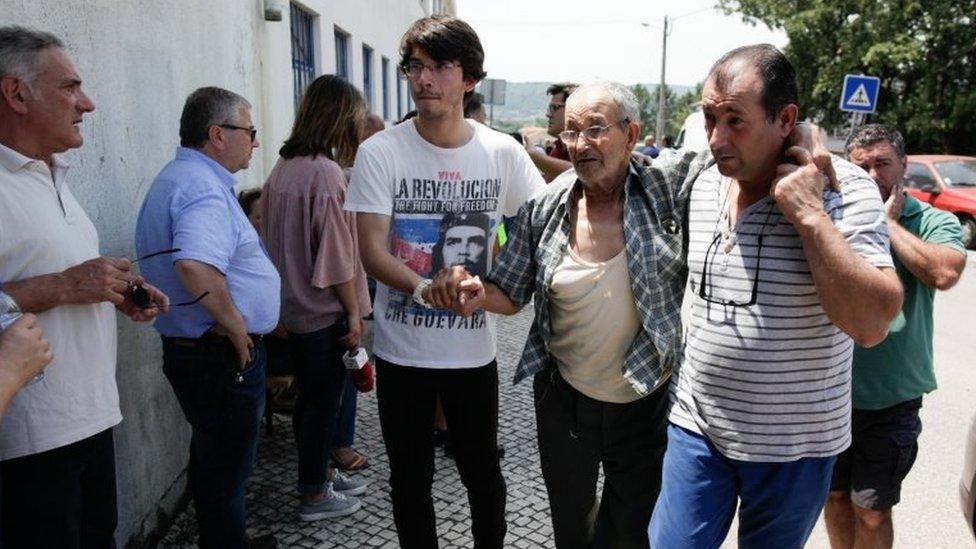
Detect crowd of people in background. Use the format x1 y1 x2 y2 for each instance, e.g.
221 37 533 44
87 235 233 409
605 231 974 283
0 10 966 549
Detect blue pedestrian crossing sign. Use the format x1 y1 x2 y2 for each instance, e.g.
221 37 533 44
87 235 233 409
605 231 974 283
839 74 880 113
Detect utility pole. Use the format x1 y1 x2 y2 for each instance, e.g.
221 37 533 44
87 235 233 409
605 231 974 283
655 15 668 145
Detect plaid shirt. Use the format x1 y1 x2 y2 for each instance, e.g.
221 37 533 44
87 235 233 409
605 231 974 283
488 150 712 395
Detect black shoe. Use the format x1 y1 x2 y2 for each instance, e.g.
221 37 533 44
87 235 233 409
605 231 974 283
249 533 278 549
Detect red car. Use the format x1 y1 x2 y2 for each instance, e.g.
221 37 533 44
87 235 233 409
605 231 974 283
905 155 976 249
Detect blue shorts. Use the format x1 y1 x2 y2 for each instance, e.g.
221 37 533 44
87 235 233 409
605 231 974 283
648 424 836 549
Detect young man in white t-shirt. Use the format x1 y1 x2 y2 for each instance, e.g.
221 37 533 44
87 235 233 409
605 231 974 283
345 15 545 548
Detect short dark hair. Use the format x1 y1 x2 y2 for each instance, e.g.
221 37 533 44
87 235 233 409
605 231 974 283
464 92 484 118
399 16 486 99
846 123 906 159
238 188 262 216
546 82 579 102
707 44 797 122
179 87 251 148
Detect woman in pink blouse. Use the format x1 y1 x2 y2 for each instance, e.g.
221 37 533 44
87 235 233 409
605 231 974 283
261 75 372 521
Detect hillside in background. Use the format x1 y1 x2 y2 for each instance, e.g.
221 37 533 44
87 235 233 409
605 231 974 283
479 81 695 126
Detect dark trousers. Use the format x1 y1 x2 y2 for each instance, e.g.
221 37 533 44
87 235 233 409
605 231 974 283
534 368 669 549
376 358 507 549
332 377 357 448
288 323 348 494
162 336 266 549
0 428 117 549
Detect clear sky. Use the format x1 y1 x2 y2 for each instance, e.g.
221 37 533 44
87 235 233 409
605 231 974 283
456 0 787 87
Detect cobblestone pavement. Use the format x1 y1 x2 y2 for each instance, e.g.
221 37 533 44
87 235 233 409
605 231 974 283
160 307 555 548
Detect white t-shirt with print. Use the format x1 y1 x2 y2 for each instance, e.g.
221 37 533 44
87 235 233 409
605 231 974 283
346 120 545 368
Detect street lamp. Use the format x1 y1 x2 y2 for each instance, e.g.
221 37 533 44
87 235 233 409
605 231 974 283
642 17 669 145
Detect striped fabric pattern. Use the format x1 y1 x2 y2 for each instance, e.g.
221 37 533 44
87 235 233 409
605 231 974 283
669 157 894 462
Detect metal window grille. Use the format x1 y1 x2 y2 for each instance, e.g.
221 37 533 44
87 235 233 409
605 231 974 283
335 27 350 80
362 45 373 110
381 57 390 120
290 3 316 110
397 72 404 120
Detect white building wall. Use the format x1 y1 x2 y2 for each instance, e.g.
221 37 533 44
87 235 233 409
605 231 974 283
258 0 436 175
0 0 444 545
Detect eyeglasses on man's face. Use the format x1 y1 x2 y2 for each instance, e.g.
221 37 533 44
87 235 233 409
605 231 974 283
547 102 565 115
558 118 630 146
219 124 257 142
400 60 461 80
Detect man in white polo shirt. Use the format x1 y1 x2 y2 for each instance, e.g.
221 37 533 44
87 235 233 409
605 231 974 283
0 26 167 547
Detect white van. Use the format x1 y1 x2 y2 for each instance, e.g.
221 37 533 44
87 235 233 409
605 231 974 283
674 106 707 152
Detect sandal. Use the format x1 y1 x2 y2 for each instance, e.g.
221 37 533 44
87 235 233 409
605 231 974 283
332 447 370 471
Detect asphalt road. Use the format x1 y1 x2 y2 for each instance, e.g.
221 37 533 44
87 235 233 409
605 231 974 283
724 251 976 548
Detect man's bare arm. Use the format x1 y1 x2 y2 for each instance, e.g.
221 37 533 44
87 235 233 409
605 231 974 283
772 148 902 347
795 217 903 346
527 147 572 182
5 257 136 313
357 213 423 294
885 190 965 290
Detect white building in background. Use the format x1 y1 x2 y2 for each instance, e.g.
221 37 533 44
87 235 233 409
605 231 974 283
1 0 453 546
259 0 457 174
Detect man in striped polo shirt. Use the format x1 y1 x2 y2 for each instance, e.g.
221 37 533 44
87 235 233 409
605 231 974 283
648 45 904 549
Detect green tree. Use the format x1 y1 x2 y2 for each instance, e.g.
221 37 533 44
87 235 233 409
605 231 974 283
667 83 704 139
631 84 656 134
719 0 976 154
632 84 699 140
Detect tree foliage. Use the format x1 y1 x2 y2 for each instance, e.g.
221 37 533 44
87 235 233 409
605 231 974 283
719 0 976 154
631 83 704 140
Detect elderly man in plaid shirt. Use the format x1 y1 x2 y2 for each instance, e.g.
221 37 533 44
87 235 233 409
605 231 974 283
429 81 707 549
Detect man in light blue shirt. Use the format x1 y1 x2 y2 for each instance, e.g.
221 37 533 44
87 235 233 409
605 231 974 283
134 87 279 549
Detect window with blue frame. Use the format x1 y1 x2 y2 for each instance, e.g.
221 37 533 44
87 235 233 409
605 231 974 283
290 3 316 110
381 57 390 121
362 44 373 110
334 27 350 80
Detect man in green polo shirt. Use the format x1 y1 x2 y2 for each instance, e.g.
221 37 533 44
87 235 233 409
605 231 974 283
825 124 967 549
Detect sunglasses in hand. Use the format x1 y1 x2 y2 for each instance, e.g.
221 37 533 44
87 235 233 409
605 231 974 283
127 284 209 310
129 247 208 309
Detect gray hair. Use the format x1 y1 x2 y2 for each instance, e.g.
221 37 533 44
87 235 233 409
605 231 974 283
179 86 252 148
568 81 641 124
0 26 64 88
846 123 906 159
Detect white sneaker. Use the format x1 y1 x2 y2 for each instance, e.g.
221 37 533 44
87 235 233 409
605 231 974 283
298 484 362 521
331 469 367 496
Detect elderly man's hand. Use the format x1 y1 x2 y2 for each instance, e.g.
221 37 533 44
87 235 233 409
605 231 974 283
0 314 53 387
428 266 474 309
788 122 838 191
771 146 828 229
59 257 138 306
117 281 170 322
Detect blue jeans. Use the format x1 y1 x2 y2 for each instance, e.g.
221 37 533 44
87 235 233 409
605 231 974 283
162 336 266 549
288 323 348 495
648 424 836 549
332 378 357 448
